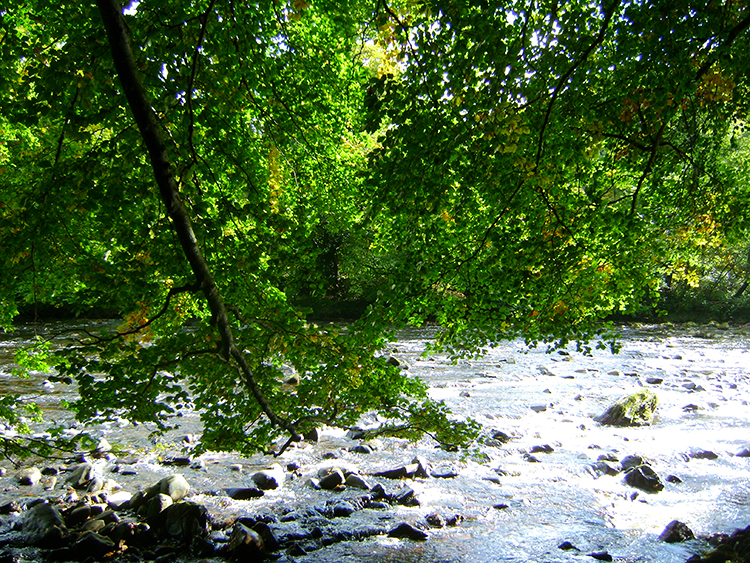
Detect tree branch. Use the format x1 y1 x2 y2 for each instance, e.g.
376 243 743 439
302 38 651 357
96 0 301 442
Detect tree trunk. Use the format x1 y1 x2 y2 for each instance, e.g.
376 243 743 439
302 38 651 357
96 0 300 442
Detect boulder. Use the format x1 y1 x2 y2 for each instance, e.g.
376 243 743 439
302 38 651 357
659 520 695 543
65 463 98 490
143 474 190 503
318 468 345 490
623 465 664 493
70 531 116 560
251 464 284 490
226 522 265 561
22 502 67 547
224 487 264 500
373 463 420 479
594 390 658 427
388 522 428 541
161 501 209 541
17 467 42 486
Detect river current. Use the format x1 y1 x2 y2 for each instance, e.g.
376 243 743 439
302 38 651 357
1 321 749 562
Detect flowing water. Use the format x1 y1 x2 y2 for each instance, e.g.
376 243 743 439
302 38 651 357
1 321 749 563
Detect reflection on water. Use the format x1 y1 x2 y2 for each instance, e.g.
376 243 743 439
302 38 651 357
1 321 750 562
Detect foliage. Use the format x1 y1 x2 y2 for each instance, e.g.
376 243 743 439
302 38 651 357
0 0 749 454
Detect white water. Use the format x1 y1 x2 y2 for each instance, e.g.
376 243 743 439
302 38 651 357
1 322 749 562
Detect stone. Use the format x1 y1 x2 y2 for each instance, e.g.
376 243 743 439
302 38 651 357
589 551 613 561
251 464 285 490
65 463 94 488
225 486 264 500
659 520 695 543
70 531 116 560
145 474 190 502
623 465 664 493
430 465 459 479
529 444 554 454
373 463 420 480
344 474 372 490
162 501 209 541
735 446 750 458
17 467 42 486
318 469 345 490
106 490 133 510
226 522 265 561
22 502 67 547
393 486 419 506
688 448 719 460
349 444 373 454
388 522 428 541
426 513 446 528
530 404 547 413
145 493 173 526
330 500 357 518
594 390 658 427
558 541 580 551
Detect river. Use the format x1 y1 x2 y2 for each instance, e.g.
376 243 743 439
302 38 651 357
1 321 749 562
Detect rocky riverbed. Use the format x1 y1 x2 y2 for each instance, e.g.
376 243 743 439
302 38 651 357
0 321 749 562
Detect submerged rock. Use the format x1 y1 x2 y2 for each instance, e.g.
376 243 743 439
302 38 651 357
594 389 658 427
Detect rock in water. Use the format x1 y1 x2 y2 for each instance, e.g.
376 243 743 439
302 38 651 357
226 522 265 561
623 464 664 493
659 520 695 543
594 389 658 427
388 522 428 541
16 467 42 486
251 464 284 490
22 503 67 547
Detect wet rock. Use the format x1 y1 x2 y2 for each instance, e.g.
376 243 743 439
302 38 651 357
385 356 401 367
558 541 580 551
646 377 663 385
686 524 750 563
144 474 190 503
530 444 554 454
590 461 620 477
318 468 345 490
224 486 264 500
735 446 750 458
303 428 319 442
530 404 547 413
594 389 658 427
666 474 683 484
16 467 42 486
426 513 446 528
251 464 285 490
589 551 613 561
373 463 420 480
349 444 373 454
64 463 103 492
0 500 21 515
226 522 265 561
393 486 419 506
22 502 67 547
145 493 173 526
161 501 209 541
388 522 428 541
623 464 664 493
106 490 133 510
688 448 719 460
659 520 695 543
65 504 93 527
491 430 511 443
344 473 372 490
71 530 116 560
330 500 357 518
430 465 459 478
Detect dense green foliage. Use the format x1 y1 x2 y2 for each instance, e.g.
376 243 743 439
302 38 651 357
0 0 749 454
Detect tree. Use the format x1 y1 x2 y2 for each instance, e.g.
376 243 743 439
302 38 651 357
0 0 749 454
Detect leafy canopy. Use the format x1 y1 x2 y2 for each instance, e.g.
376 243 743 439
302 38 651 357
0 0 749 454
